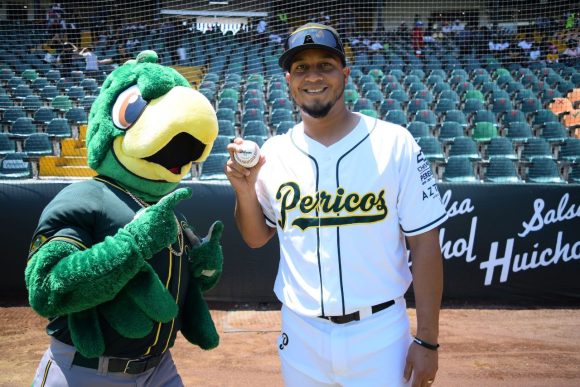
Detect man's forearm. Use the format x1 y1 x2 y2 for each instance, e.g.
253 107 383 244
234 189 275 248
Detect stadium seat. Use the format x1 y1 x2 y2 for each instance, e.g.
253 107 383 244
417 136 445 163
472 110 497 126
515 89 536 103
216 108 236 124
46 118 72 139
568 165 580 183
521 138 553 162
463 98 485 116
51 95 72 113
0 95 12 114
501 110 527 129
219 88 239 102
413 89 434 104
406 121 429 140
407 98 428 116
516 97 541 117
485 137 517 160
270 108 294 128
540 122 569 144
67 86 86 101
434 98 458 115
413 109 438 128
7 76 25 91
505 122 534 143
33 107 56 127
438 121 464 144
463 89 485 103
364 89 384 105
526 158 565 183
448 136 481 160
2 107 26 128
472 122 498 143
388 89 410 104
353 98 374 112
12 84 34 101
244 134 266 147
432 81 451 95
23 132 54 157
56 78 74 93
46 69 61 83
243 120 269 137
0 132 17 156
491 98 512 115
241 109 264 127
384 110 408 127
379 99 402 116
531 109 560 129
484 158 521 183
0 153 32 179
211 135 231 155
443 157 479 182
245 98 266 113
199 153 229 180
80 78 99 95
558 138 580 164
80 95 97 112
218 97 238 111
64 107 88 126
218 119 236 137
359 109 378 118
22 95 42 114
275 120 295 135
562 109 580 131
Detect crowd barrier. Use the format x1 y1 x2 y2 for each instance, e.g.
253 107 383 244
1 180 578 305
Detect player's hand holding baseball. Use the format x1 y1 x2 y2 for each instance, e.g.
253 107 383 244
225 138 265 193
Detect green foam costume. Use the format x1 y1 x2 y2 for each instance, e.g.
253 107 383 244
25 51 223 360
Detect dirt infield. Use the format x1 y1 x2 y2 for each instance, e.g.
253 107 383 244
1 305 579 387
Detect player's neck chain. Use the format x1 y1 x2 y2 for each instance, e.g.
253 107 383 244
96 177 184 257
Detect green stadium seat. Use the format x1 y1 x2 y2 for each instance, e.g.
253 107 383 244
472 122 498 143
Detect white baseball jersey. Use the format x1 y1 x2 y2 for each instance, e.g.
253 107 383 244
256 113 447 317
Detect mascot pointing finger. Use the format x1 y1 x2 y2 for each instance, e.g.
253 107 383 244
25 51 224 386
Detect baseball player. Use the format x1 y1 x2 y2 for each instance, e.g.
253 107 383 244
226 23 447 386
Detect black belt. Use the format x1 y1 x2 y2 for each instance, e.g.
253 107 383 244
72 352 163 374
319 300 395 324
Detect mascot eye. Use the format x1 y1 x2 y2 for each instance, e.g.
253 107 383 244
112 85 148 129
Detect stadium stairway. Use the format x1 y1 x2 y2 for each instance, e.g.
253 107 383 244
39 124 95 177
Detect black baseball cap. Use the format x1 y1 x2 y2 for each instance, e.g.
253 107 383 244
279 23 346 71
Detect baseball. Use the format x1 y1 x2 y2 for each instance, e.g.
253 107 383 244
234 140 260 168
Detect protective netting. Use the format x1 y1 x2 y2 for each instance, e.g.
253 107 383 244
0 1 578 182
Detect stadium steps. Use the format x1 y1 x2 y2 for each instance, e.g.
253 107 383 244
171 65 205 88
39 124 95 177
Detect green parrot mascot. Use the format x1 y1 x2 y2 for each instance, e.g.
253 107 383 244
25 51 224 385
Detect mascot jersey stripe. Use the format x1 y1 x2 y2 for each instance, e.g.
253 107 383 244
28 176 192 358
255 113 448 317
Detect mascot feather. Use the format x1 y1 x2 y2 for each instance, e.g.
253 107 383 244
25 51 223 384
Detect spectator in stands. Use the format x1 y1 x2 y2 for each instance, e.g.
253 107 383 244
457 23 474 58
58 41 77 79
77 46 112 78
411 21 425 57
46 3 66 34
561 37 580 65
546 42 560 63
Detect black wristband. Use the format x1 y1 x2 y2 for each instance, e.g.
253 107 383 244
413 336 440 351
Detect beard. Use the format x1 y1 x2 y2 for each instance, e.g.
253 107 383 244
297 80 345 119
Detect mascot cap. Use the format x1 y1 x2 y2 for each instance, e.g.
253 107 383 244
278 23 346 71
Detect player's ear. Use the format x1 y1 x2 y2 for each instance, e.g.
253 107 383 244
343 66 350 82
285 71 291 82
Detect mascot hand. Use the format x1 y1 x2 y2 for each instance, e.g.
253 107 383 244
188 221 224 292
125 187 192 259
